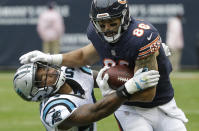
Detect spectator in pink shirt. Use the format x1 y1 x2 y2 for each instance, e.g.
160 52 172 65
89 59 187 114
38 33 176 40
37 1 65 54
166 13 184 71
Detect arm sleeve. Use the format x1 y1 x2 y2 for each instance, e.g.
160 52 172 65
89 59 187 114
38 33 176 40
137 34 161 60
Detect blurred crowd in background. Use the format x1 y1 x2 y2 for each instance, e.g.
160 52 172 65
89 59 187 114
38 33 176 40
0 0 198 70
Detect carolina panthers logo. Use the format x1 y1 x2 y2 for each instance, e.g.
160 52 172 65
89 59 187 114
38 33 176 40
118 0 127 4
51 110 62 125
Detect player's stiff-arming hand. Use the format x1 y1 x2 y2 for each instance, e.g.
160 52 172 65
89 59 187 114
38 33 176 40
19 50 62 65
97 67 160 97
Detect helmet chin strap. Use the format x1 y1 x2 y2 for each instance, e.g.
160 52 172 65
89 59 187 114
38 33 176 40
53 67 67 93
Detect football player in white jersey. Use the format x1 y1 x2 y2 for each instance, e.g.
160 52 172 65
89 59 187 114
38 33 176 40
13 62 160 131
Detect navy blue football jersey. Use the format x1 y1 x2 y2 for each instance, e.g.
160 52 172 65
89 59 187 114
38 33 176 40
87 17 174 108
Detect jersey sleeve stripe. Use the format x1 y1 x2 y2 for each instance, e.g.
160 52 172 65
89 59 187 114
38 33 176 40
137 46 160 59
139 35 160 51
80 66 92 75
42 98 76 121
138 48 152 56
137 35 161 60
138 42 160 56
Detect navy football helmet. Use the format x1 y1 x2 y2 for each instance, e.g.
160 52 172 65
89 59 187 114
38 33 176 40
90 0 131 43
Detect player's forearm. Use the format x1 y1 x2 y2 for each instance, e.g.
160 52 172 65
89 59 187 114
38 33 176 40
88 93 126 121
133 52 159 101
62 43 99 67
64 93 126 126
62 48 87 67
135 51 158 76
80 93 126 122
134 52 159 72
130 87 156 102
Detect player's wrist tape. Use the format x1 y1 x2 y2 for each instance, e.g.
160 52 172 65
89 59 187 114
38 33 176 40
116 85 131 99
125 79 141 94
51 54 63 65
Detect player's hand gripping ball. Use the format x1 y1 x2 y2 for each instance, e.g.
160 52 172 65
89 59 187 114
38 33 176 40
102 65 134 89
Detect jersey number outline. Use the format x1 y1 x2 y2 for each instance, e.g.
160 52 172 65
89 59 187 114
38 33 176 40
133 23 150 37
65 68 75 78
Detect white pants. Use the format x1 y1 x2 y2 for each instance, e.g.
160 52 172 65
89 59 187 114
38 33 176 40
114 98 188 131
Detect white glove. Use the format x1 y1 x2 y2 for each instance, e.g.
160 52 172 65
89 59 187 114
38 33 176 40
96 66 115 97
162 43 171 56
19 50 62 65
124 68 160 94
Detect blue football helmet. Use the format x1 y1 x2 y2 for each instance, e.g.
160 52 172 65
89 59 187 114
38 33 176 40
90 0 131 43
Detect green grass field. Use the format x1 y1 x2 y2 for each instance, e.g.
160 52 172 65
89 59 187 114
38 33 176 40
0 71 199 131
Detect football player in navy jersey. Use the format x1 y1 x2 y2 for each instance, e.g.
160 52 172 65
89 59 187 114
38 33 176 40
13 62 159 131
19 0 188 130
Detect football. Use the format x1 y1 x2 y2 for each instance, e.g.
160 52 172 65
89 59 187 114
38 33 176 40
102 65 134 89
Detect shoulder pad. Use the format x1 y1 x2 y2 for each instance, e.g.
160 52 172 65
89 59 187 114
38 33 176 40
130 20 161 59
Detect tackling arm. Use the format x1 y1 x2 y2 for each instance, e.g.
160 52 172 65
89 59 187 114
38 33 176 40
58 65 160 129
58 93 126 129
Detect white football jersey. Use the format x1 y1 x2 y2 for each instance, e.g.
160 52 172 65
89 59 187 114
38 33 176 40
40 66 96 131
